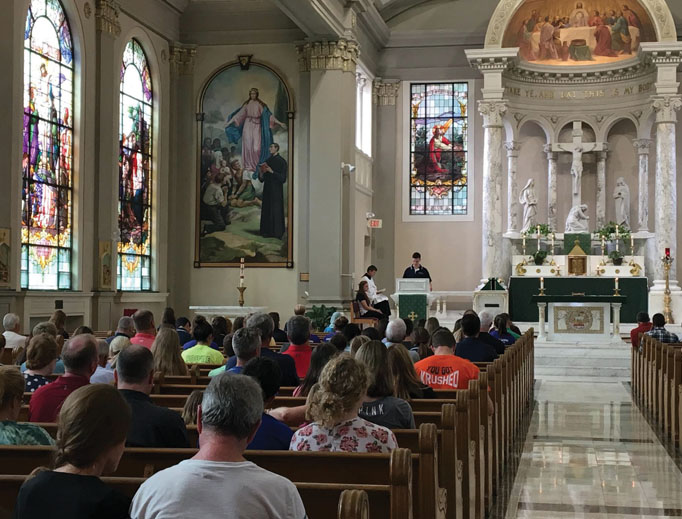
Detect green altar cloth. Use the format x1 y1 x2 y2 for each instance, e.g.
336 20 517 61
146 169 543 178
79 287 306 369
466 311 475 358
399 294 428 322
509 276 647 323
569 44 593 61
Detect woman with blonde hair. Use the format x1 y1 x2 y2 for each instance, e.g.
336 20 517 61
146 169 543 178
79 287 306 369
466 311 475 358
107 335 130 369
289 354 397 452
349 334 370 357
181 389 203 425
0 366 53 445
388 344 435 400
152 328 189 376
14 384 132 517
356 341 415 429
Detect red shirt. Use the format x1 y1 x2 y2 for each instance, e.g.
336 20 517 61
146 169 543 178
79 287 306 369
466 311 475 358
282 343 312 379
130 332 156 349
28 374 90 423
414 354 480 390
630 323 653 347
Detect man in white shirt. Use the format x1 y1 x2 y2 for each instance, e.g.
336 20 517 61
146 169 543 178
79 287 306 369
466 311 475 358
90 339 114 384
361 265 391 317
130 374 307 519
2 313 26 349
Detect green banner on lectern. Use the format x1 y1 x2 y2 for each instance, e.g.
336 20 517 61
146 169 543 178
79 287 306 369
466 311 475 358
564 233 592 255
399 294 428 322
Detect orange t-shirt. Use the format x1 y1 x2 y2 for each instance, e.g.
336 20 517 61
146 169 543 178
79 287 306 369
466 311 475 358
414 354 480 390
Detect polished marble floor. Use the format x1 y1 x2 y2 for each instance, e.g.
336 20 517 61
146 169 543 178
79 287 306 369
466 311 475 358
502 380 682 518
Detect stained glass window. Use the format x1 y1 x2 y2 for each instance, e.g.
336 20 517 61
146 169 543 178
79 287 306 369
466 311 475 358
118 39 153 291
409 83 468 215
21 0 74 290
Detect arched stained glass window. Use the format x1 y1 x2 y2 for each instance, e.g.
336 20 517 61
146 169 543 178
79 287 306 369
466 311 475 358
118 39 153 291
409 82 469 216
21 0 74 289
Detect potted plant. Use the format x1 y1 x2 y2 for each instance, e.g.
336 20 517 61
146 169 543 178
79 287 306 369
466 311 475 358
609 250 624 266
305 304 336 332
533 250 548 266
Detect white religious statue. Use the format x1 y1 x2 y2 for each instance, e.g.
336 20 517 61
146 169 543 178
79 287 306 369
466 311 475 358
613 177 630 228
519 179 538 233
565 204 590 233
570 145 583 197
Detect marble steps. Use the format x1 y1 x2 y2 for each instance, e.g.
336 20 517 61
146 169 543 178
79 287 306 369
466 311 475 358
534 341 631 378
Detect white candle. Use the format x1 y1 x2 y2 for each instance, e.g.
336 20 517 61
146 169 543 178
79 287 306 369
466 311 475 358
630 235 634 253
540 277 544 290
615 277 619 290
240 257 245 287
551 233 555 255
536 225 541 251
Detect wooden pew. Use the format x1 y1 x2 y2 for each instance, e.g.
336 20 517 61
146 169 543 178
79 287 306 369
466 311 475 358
0 475 372 519
0 446 412 519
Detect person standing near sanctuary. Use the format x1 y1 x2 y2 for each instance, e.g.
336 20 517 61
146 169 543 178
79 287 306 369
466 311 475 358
361 265 391 317
259 143 287 239
403 252 432 290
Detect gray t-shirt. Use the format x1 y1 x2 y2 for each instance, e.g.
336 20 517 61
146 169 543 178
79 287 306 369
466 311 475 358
359 396 415 429
130 459 307 519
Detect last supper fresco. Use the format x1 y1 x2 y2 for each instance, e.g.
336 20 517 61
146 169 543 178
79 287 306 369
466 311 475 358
502 0 656 66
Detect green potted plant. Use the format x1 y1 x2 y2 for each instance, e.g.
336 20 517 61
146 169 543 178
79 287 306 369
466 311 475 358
305 305 336 332
609 249 624 266
533 250 548 266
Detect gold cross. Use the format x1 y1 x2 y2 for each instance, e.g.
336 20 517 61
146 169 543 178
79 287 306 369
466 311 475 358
408 311 418 320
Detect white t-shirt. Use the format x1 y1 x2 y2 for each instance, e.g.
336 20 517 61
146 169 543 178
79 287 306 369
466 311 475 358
130 459 307 519
2 330 26 349
203 183 225 206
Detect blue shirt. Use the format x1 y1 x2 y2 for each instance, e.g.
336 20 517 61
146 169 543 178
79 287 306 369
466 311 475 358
21 359 65 374
247 413 294 450
489 329 516 346
226 366 243 374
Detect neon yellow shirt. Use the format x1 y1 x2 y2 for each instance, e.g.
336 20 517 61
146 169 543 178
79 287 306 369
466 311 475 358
181 344 225 365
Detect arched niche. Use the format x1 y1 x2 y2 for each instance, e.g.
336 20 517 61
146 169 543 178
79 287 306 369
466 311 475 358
604 118 638 227
516 120 550 226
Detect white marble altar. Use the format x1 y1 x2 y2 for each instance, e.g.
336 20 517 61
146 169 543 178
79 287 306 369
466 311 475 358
512 255 646 277
189 306 268 319
536 301 623 344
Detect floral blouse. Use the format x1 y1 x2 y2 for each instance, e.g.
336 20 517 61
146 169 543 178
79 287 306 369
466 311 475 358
289 416 398 453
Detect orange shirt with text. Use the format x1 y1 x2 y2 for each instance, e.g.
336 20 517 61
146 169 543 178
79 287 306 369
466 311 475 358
414 354 480 390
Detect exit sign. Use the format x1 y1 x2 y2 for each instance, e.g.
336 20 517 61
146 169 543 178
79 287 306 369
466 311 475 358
368 218 382 229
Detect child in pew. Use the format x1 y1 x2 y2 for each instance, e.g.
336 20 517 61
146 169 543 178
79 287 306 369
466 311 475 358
243 357 294 450
289 354 398 453
0 366 54 446
182 389 204 425
14 384 132 518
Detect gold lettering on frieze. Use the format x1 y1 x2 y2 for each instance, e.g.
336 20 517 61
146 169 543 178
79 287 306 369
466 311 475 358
505 87 521 97
511 81 656 102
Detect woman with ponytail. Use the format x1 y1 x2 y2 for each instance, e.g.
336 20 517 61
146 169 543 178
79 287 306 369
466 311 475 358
289 353 397 453
0 366 53 445
14 384 132 518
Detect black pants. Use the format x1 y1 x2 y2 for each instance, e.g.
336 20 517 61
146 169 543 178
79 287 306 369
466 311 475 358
374 300 391 317
363 309 384 319
204 204 230 233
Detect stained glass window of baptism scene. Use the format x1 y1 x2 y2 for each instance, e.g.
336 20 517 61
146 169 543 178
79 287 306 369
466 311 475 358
409 83 468 216
118 39 153 291
21 0 74 290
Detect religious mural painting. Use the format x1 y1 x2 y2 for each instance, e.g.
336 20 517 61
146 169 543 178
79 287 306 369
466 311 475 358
118 39 153 291
21 0 74 290
195 61 294 267
502 0 656 66
409 83 469 215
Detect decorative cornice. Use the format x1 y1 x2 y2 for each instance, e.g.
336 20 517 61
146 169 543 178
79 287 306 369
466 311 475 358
505 60 654 85
296 40 359 73
95 0 121 37
478 100 507 128
633 138 653 155
465 49 518 73
639 42 682 66
169 43 197 76
652 95 682 124
373 80 400 106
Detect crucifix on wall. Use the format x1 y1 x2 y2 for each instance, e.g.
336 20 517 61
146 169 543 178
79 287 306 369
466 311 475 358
552 121 606 208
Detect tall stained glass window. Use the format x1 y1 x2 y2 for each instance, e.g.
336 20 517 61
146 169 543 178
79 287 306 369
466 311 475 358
21 0 74 289
118 39 152 291
409 83 468 216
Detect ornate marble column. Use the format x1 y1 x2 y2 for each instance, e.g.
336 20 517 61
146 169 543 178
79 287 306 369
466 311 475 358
504 141 520 233
652 95 682 280
544 144 558 231
633 139 652 233
596 146 608 228
479 100 507 279
373 80 400 106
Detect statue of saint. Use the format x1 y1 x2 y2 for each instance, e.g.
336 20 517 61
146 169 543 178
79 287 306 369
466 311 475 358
565 204 590 233
519 179 537 233
570 145 584 197
613 176 630 228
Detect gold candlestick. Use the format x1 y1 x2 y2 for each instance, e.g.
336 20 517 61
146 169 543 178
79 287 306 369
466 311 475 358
663 254 674 324
237 286 247 307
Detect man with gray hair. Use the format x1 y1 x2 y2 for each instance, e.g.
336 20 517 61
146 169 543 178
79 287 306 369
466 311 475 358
477 310 505 354
106 315 136 345
28 334 99 422
225 328 261 375
222 313 299 385
130 374 307 519
2 313 26 350
385 319 419 362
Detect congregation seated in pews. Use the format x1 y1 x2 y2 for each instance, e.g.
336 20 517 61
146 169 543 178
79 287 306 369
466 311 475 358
0 305 535 518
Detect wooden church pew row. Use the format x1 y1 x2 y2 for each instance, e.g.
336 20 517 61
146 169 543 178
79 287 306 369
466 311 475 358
660 344 682 438
0 476 373 519
0 447 413 519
